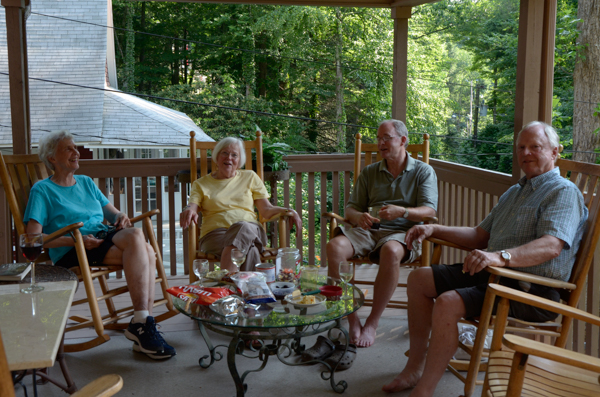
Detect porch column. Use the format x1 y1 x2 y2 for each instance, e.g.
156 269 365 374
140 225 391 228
513 0 557 176
2 0 31 154
391 6 412 122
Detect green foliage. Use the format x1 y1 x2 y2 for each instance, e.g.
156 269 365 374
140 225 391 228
112 0 582 169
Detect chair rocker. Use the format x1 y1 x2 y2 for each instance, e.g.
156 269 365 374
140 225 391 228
322 133 439 309
432 157 600 397
0 153 178 353
187 130 295 282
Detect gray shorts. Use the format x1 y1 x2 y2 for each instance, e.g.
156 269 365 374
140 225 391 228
432 263 560 322
199 221 267 271
334 226 419 264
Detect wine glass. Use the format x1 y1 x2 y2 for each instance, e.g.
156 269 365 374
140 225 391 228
20 233 44 293
231 248 246 271
193 259 210 286
339 261 354 300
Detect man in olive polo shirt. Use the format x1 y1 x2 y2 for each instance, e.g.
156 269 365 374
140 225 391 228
327 119 438 348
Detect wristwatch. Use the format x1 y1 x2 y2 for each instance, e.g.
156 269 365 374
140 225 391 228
500 250 511 267
403 208 409 219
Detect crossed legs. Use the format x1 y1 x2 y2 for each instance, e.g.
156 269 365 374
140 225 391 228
327 235 406 347
382 267 466 396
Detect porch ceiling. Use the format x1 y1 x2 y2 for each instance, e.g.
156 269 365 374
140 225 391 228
163 0 440 8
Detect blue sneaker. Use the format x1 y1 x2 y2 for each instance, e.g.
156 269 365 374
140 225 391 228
125 316 176 359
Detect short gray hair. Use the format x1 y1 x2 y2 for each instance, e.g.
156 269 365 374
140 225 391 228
518 121 560 149
213 137 246 169
379 119 409 147
38 130 75 171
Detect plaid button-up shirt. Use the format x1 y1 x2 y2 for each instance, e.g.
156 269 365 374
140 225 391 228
479 167 588 281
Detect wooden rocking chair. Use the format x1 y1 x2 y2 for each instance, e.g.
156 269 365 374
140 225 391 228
0 153 178 353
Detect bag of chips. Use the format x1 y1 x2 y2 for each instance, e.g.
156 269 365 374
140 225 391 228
230 272 276 304
167 285 235 306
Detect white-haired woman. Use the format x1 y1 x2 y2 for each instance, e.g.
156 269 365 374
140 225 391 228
180 137 301 272
23 130 175 360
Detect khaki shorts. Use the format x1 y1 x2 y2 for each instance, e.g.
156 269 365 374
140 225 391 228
199 221 267 271
334 226 420 264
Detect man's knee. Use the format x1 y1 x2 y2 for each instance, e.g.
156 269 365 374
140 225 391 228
407 267 435 295
434 290 466 319
327 235 352 257
379 241 406 264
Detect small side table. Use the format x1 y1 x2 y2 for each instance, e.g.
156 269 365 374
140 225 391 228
1 265 79 395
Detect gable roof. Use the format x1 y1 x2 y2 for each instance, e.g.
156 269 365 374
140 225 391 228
0 0 211 149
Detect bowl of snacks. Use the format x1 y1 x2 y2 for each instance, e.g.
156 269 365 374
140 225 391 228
270 282 296 299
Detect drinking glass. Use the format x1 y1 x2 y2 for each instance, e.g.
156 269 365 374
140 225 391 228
20 233 44 293
193 259 210 286
339 261 354 300
231 248 246 271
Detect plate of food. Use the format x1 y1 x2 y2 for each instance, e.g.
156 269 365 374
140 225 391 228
205 269 230 282
284 293 326 308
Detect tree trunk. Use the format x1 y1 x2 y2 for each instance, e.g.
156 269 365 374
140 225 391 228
573 0 600 163
335 8 346 152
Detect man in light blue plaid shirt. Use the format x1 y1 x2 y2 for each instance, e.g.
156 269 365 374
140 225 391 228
383 121 588 395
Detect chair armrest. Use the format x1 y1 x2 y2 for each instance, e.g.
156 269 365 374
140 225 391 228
486 266 576 290
426 237 472 251
260 209 294 224
130 209 160 224
488 284 600 327
503 334 600 372
71 374 123 397
43 222 85 244
322 212 353 227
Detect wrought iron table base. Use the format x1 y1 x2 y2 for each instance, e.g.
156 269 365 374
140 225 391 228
196 319 350 396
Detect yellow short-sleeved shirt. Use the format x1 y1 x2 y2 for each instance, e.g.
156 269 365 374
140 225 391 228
189 170 269 238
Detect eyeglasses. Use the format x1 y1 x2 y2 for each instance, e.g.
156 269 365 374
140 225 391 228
376 135 397 143
219 151 239 159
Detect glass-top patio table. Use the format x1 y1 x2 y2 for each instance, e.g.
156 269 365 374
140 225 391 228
174 284 364 396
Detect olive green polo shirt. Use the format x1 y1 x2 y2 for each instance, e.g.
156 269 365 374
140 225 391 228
347 156 438 232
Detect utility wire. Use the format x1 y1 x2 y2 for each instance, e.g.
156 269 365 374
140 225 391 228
2 71 597 149
0 72 377 131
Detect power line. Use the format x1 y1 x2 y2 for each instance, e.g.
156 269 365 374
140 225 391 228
1 71 596 150
0 72 377 131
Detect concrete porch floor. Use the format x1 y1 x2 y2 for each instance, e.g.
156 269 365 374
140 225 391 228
14 265 481 397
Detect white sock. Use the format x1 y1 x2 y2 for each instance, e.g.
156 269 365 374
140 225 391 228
133 310 150 324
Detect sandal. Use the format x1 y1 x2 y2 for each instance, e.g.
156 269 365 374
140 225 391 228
301 336 335 362
324 343 357 371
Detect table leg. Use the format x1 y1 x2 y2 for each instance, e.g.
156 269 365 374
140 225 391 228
197 320 223 368
227 332 247 397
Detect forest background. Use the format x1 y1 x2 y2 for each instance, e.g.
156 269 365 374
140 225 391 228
111 0 597 261
112 0 597 173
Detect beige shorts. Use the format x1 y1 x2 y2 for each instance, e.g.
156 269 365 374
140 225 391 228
334 226 420 264
199 221 267 270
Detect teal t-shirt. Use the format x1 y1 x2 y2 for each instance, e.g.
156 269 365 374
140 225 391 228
23 175 111 263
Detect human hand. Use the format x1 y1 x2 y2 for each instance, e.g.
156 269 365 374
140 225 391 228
288 209 302 231
83 234 103 250
357 212 380 230
462 250 503 276
114 212 131 230
405 224 433 249
180 208 198 229
379 205 405 221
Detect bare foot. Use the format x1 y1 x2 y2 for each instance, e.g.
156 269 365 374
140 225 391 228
355 323 376 347
348 314 362 344
382 371 421 393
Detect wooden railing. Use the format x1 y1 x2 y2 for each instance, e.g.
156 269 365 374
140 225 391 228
0 154 597 356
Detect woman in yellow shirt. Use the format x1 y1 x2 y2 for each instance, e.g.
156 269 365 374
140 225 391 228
180 137 301 271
